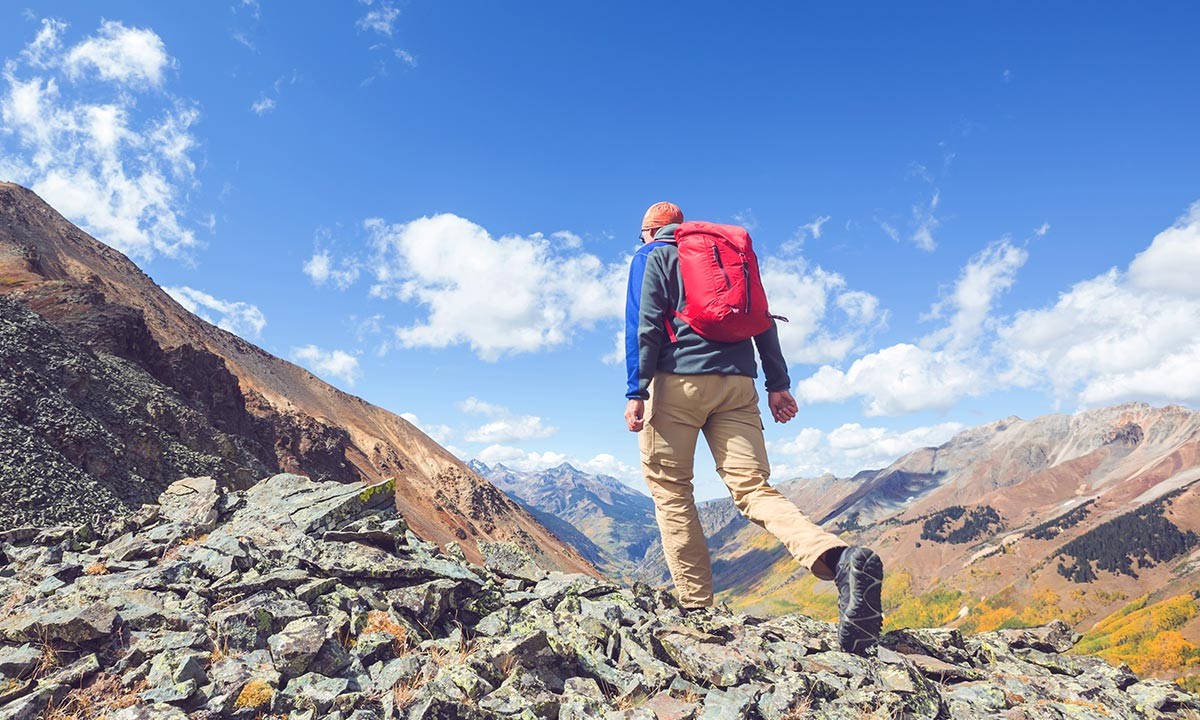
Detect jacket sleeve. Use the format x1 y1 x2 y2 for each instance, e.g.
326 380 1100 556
631 250 670 400
625 248 651 399
753 319 792 392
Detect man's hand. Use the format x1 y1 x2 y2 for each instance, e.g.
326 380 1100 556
625 399 645 432
768 390 798 424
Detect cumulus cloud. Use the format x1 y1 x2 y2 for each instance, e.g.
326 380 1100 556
291 345 361 386
364 214 627 360
0 18 201 261
759 257 886 365
772 421 965 478
796 215 831 242
795 239 1027 415
303 250 361 289
458 397 557 444
801 201 1200 414
165 286 267 339
63 20 173 88
999 203 1200 407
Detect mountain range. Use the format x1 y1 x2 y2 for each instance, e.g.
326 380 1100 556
471 404 1200 689
0 181 593 577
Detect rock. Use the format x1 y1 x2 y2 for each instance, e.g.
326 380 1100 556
276 672 349 714
0 600 119 643
210 591 311 652
647 691 700 720
388 579 461 626
243 474 396 534
990 619 1080 653
698 687 758 719
0 644 41 677
479 541 548 583
657 627 756 687
139 678 198 704
110 705 191 720
533 573 617 607
158 476 221 532
269 616 331 677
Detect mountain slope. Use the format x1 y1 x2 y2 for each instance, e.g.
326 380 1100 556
471 461 658 575
0 181 593 575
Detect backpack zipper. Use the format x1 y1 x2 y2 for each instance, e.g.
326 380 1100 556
741 255 751 312
712 244 732 289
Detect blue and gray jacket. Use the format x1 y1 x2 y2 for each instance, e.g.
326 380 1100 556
624 223 791 400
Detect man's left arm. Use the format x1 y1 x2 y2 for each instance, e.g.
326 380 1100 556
754 320 798 424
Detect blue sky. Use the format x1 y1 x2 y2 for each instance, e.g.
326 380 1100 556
2 2 1199 500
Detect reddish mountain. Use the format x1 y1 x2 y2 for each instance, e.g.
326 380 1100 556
0 181 594 576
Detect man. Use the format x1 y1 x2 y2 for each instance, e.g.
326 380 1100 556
624 201 884 655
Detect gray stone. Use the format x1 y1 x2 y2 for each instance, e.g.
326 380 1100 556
0 644 41 676
0 600 119 643
269 615 331 677
158 477 221 531
278 671 350 713
479 541 548 583
139 678 198 704
657 627 756 688
698 687 758 720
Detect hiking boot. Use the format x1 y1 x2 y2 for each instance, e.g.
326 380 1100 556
833 545 884 655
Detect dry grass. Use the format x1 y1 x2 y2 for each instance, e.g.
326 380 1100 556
780 695 814 719
234 678 275 710
613 692 648 710
361 611 410 655
82 563 107 576
42 673 146 720
1 585 29 619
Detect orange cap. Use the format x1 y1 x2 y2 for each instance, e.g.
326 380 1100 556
642 201 684 230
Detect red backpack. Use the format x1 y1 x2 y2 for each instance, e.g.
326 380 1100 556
672 221 783 343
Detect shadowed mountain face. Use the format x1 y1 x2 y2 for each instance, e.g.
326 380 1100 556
0 181 594 576
470 461 659 577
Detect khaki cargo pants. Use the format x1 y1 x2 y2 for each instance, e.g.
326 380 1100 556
640 373 848 607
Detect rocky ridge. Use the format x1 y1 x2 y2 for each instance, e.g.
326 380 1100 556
2 475 1198 719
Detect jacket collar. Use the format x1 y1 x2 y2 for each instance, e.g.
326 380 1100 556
652 223 680 242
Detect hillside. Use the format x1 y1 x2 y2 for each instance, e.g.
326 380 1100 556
0 181 593 576
470 461 659 577
562 404 1200 688
3 473 1197 718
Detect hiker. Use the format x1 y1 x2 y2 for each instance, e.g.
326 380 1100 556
623 201 884 655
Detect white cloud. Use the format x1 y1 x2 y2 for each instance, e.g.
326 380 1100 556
799 201 1200 415
910 189 940 252
357 0 401 35
365 214 627 360
772 421 965 478
458 396 557 443
795 239 1025 415
924 240 1028 352
0 19 200 261
165 286 267 339
291 345 361 386
63 20 172 88
601 330 625 366
733 208 759 231
303 250 361 289
797 215 831 242
250 95 275 115
475 445 641 484
760 257 886 365
394 49 417 68
399 412 453 444
795 343 982 416
999 205 1200 407
1127 202 1200 297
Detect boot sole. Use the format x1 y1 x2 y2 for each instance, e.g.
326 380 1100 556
838 547 884 655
